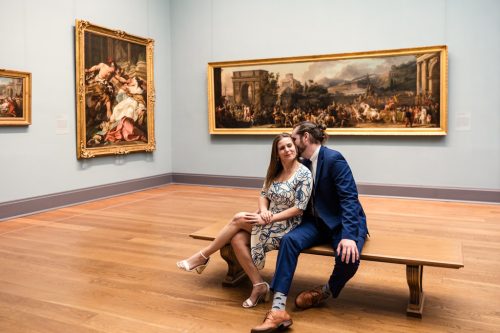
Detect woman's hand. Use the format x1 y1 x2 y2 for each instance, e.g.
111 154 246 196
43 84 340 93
260 210 273 225
240 213 267 225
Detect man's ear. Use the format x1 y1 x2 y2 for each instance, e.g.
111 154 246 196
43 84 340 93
303 132 309 143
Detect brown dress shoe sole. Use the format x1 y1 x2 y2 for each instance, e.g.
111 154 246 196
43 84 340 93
294 287 326 310
250 319 293 333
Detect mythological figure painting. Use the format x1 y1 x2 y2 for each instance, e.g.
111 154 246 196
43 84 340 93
208 45 447 135
0 69 31 126
75 20 155 159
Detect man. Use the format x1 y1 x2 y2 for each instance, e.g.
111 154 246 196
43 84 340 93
85 59 118 83
251 121 368 333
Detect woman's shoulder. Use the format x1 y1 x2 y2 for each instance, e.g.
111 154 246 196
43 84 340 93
296 163 312 178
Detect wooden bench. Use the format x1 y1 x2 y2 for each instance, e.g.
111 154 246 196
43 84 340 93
190 221 464 318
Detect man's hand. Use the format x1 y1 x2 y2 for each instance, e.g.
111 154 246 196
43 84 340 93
336 239 359 263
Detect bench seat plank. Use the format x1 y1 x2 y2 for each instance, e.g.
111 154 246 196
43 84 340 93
190 222 464 268
189 221 464 317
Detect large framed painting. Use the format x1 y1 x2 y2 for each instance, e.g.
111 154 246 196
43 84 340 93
0 69 31 126
75 19 155 159
208 45 447 135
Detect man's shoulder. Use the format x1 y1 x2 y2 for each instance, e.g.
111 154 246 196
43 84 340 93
321 146 345 160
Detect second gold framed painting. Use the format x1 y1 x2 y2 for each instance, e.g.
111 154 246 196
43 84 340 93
0 69 31 126
208 45 447 135
75 19 155 159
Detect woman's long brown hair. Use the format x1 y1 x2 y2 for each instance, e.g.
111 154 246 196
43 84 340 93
263 133 297 190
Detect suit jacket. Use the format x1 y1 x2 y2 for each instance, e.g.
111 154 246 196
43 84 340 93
307 146 368 241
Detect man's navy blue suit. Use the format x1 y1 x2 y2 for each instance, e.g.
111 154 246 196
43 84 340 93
271 146 368 297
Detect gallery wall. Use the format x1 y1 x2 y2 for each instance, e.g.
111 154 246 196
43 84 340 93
1 0 499 208
171 0 500 192
0 0 172 203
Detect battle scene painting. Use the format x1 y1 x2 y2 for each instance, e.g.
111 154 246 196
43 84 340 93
75 20 155 159
208 46 447 135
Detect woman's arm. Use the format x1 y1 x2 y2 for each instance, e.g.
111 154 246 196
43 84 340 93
249 206 303 226
258 196 272 223
268 207 303 224
258 196 269 213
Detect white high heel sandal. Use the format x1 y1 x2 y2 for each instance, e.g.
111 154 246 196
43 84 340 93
176 251 210 274
242 282 271 308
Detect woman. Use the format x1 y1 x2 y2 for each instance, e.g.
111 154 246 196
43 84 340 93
177 133 313 308
105 76 147 143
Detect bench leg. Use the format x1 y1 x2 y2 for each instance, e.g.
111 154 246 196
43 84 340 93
219 244 248 287
406 265 425 318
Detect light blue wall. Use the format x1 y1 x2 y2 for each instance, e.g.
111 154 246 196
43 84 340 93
0 0 172 202
1 0 499 205
171 0 500 190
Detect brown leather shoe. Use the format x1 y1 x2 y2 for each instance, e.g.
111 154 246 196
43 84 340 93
294 285 329 310
250 310 293 333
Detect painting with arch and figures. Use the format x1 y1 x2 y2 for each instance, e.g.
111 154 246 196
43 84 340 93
208 45 447 135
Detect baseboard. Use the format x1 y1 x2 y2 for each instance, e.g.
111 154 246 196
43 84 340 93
356 183 500 203
0 174 173 221
172 173 263 188
173 173 499 203
1 172 498 221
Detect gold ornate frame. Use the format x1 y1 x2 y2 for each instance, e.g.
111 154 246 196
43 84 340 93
208 45 447 135
75 19 155 159
0 69 31 126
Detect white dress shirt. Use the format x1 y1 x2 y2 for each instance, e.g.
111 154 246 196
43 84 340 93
309 146 321 181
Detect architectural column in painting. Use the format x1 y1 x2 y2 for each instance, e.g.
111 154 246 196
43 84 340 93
428 57 440 99
416 53 440 99
416 62 422 95
421 60 427 94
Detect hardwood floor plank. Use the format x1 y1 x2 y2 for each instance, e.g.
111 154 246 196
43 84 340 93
0 184 498 332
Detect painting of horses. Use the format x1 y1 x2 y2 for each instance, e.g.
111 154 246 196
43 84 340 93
75 20 155 159
208 45 447 135
0 69 31 126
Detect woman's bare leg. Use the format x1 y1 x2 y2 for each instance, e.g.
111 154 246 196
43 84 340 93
231 231 268 305
180 212 252 268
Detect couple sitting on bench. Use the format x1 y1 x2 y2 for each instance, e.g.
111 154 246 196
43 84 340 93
177 121 368 333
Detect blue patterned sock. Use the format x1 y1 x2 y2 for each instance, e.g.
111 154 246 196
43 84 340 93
271 291 287 310
322 283 332 298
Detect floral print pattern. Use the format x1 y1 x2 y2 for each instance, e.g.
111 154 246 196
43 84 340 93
251 164 313 269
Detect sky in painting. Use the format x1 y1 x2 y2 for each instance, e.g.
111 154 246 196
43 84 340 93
0 77 17 85
221 55 415 96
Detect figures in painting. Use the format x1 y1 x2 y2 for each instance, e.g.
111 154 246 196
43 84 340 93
0 76 24 118
0 97 20 117
84 58 148 147
214 52 442 130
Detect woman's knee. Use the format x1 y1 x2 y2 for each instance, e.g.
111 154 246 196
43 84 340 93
231 231 249 248
230 212 246 225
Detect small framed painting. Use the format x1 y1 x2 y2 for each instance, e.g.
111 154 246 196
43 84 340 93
0 69 31 126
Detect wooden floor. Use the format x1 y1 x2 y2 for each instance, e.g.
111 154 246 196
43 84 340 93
0 184 499 333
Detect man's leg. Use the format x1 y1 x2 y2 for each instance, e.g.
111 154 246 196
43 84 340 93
252 221 324 333
271 220 324 295
329 235 366 297
295 235 366 309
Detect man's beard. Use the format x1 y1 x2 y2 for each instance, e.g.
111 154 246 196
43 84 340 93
296 144 305 157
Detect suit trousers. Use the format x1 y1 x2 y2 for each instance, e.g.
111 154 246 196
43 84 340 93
271 217 366 297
